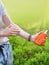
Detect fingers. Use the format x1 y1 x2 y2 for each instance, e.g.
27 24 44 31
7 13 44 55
41 39 46 45
8 24 17 29
9 27 20 36
41 37 47 44
8 25 20 31
35 31 43 36
11 29 20 32
5 26 20 36
34 31 43 40
7 25 20 32
7 24 12 28
8 29 20 36
10 31 20 34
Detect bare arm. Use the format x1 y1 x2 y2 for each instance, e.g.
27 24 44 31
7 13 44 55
0 1 32 41
3 15 45 43
2 15 31 41
0 14 45 46
0 1 46 45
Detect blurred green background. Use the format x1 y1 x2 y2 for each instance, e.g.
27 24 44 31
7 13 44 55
2 0 49 65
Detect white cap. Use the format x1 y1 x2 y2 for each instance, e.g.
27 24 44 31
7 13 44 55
44 30 48 34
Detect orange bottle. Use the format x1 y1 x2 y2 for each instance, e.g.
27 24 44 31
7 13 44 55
35 30 48 46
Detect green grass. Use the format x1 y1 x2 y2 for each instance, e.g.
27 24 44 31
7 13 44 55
2 0 49 65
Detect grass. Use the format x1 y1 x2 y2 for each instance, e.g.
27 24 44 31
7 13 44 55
2 0 49 65
2 0 49 55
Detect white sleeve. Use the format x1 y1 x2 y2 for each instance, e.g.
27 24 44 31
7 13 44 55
0 1 7 16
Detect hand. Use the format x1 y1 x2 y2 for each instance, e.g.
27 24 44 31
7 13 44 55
30 32 46 43
2 24 20 37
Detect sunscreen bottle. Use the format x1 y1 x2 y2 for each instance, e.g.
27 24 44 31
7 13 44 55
35 30 48 46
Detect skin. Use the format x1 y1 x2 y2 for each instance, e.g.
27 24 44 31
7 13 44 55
0 13 46 43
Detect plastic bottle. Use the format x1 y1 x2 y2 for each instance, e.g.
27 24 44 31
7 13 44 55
35 30 48 46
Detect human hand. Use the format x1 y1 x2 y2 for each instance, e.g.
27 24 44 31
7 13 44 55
2 24 20 37
30 32 47 45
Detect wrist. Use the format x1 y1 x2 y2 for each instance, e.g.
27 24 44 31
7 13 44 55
30 35 35 42
28 34 32 41
28 34 34 42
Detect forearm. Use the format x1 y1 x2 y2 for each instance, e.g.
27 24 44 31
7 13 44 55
2 15 12 26
19 29 30 40
12 24 33 41
2 15 33 41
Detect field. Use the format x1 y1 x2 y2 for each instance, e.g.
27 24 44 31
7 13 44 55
2 0 49 65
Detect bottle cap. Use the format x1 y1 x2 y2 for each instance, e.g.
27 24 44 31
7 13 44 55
44 30 48 34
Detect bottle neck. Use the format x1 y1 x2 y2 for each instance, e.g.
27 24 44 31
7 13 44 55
44 30 48 34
